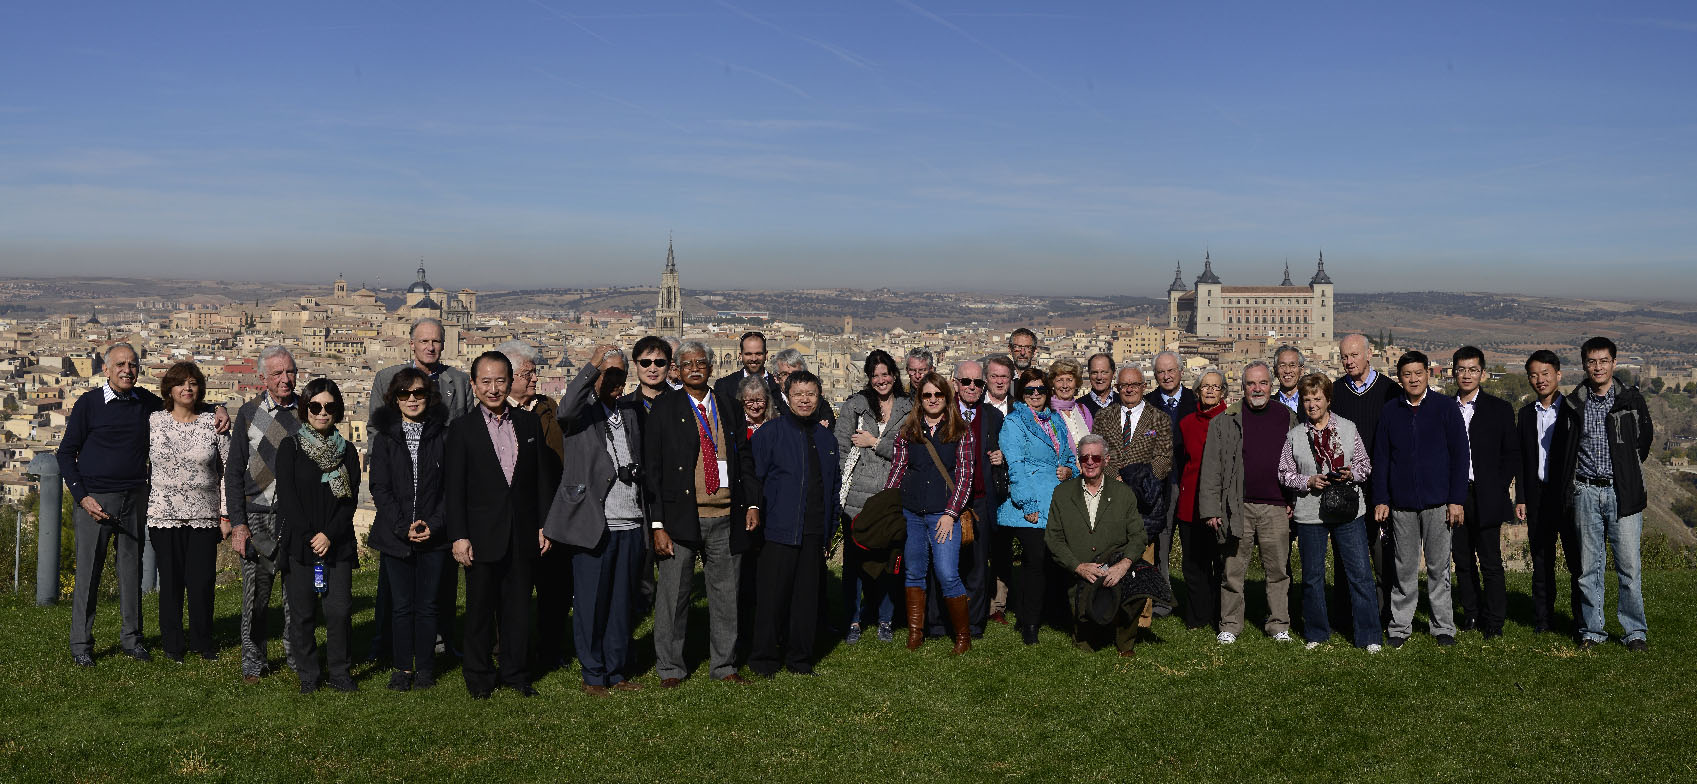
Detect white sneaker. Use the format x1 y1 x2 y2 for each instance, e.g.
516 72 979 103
1272 631 1293 643
1366 644 1383 654
1216 632 1237 645
1304 641 1322 651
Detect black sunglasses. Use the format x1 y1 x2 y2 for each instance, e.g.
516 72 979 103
1023 386 1048 396
395 389 429 401
307 401 345 417
919 391 946 400
956 378 985 388
636 358 670 368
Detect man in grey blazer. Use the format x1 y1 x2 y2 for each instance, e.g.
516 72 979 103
545 345 650 697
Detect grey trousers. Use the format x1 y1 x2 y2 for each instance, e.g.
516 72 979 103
238 511 296 677
69 488 147 657
1389 505 1455 638
1219 502 1292 635
1152 479 1179 615
654 515 742 680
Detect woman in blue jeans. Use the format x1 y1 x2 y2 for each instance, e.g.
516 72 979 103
884 373 977 654
1278 374 1383 652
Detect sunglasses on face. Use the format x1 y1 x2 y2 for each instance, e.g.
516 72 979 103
956 377 985 388
396 388 429 402
920 391 946 401
1079 454 1106 465
1023 387 1048 396
635 358 670 368
307 401 344 417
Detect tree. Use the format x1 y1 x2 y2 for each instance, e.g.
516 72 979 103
1650 377 1665 393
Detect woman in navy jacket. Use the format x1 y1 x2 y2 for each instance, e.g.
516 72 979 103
747 371 840 677
366 368 450 691
996 367 1079 644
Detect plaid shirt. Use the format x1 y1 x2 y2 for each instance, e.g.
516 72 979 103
885 425 977 518
1576 384 1615 479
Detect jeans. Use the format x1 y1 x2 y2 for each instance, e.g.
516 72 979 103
384 550 444 675
903 510 966 597
1572 484 1647 643
1296 518 1381 647
843 527 895 627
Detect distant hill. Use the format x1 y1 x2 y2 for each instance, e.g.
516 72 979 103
1337 292 1697 355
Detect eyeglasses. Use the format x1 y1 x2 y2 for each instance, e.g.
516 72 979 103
679 359 710 369
744 398 767 407
1200 384 1224 391
1079 454 1105 465
1023 387 1048 396
1117 382 1145 390
636 358 670 369
306 401 344 417
516 369 537 379
395 389 429 401
920 391 946 401
956 378 985 388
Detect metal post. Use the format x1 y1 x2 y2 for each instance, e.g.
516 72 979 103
28 454 61 606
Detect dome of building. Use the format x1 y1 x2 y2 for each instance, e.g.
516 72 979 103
412 295 440 310
406 263 434 294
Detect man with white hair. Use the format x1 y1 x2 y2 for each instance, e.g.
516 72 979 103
1149 350 1196 619
370 318 474 422
769 348 807 416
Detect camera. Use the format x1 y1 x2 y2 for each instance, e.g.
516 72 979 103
1326 470 1345 482
617 463 643 485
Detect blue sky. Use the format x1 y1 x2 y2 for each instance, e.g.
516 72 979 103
1 1 1693 298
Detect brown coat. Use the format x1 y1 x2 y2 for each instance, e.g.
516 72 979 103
1090 401 1173 481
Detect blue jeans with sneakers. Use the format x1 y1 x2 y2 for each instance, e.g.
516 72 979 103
1572 483 1647 643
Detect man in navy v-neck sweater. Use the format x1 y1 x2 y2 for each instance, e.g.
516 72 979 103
57 344 163 666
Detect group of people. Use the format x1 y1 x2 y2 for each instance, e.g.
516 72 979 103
55 320 1654 698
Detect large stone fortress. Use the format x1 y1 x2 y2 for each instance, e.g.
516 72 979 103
1168 253 1335 342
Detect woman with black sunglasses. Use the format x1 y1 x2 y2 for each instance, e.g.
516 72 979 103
996 367 1080 644
883 372 976 654
367 368 451 690
276 378 362 693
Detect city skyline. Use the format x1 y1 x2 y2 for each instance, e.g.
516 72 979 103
2 2 1694 297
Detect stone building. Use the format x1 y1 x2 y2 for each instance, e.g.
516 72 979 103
1168 252 1336 342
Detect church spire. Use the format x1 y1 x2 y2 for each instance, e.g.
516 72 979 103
1195 249 1221 285
1168 260 1189 293
1281 259 1294 286
664 233 676 274
1310 250 1332 285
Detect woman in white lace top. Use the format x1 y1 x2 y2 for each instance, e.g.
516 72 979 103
147 361 229 663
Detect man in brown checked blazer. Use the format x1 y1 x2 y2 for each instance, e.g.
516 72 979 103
1089 365 1173 626
1091 366 1173 483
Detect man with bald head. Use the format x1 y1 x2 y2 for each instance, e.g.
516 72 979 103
1330 333 1401 626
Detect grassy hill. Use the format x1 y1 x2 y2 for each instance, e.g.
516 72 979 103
2 567 1692 782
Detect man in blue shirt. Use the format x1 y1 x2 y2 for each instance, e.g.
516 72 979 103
1371 350 1470 649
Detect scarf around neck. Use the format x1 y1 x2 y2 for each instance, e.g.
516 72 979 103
296 427 353 499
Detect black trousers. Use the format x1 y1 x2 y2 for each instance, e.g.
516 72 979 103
370 558 391 660
463 553 534 694
995 527 1049 627
1451 486 1506 633
152 526 219 658
436 554 460 650
385 550 444 674
283 557 353 686
1177 519 1224 630
750 533 824 676
533 546 572 668
1527 485 1582 631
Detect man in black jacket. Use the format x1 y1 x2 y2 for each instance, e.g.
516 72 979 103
1551 337 1654 652
714 331 780 412
1515 349 1581 635
1449 346 1520 638
1330 333 1401 626
1149 350 1196 619
445 352 558 698
645 341 756 686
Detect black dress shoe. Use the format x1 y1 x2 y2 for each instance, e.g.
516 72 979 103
328 678 358 693
72 653 96 668
299 681 320 694
124 647 152 662
1626 638 1649 653
413 671 436 690
515 684 540 697
387 671 413 692
166 651 186 664
1388 636 1408 649
1457 617 1477 632
1020 624 1039 645
1434 634 1457 647
468 690 491 700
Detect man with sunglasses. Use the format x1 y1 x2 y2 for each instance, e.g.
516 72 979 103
948 360 1003 635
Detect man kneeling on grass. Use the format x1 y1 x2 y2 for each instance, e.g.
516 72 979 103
1045 435 1168 657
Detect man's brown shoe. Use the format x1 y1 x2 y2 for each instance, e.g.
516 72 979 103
242 675 261 685
660 677 683 689
582 684 611 697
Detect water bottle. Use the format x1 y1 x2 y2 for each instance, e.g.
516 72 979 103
313 560 327 595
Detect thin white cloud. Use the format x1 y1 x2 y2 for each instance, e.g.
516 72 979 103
715 0 875 70
526 0 613 44
713 59 813 100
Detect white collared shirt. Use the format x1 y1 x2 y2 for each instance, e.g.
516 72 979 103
987 396 1010 416
1458 393 1477 481
1534 398 1559 481
102 384 138 403
1082 479 1104 531
1120 400 1147 446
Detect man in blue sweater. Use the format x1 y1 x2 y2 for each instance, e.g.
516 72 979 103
58 343 160 667
1371 350 1470 649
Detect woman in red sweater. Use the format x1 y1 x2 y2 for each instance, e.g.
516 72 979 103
1175 370 1228 631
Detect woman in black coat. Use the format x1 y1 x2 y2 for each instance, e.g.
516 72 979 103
276 378 362 694
367 368 450 691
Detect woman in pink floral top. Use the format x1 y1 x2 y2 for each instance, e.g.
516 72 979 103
147 361 229 663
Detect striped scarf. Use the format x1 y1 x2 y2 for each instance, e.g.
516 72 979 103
296 427 352 499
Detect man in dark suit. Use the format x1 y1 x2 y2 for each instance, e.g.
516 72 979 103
1330 333 1402 625
1515 349 1581 635
645 341 756 686
1079 353 1119 419
1449 346 1521 638
714 331 781 415
546 345 649 696
1149 351 1196 618
445 351 558 699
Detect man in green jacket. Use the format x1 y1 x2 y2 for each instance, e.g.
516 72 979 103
1046 435 1149 656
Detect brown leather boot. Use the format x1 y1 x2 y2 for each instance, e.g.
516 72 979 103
905 587 926 650
945 595 972 655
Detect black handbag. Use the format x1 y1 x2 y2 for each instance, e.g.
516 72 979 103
1318 483 1360 524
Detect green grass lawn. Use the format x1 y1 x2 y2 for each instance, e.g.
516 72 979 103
2 567 1693 783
